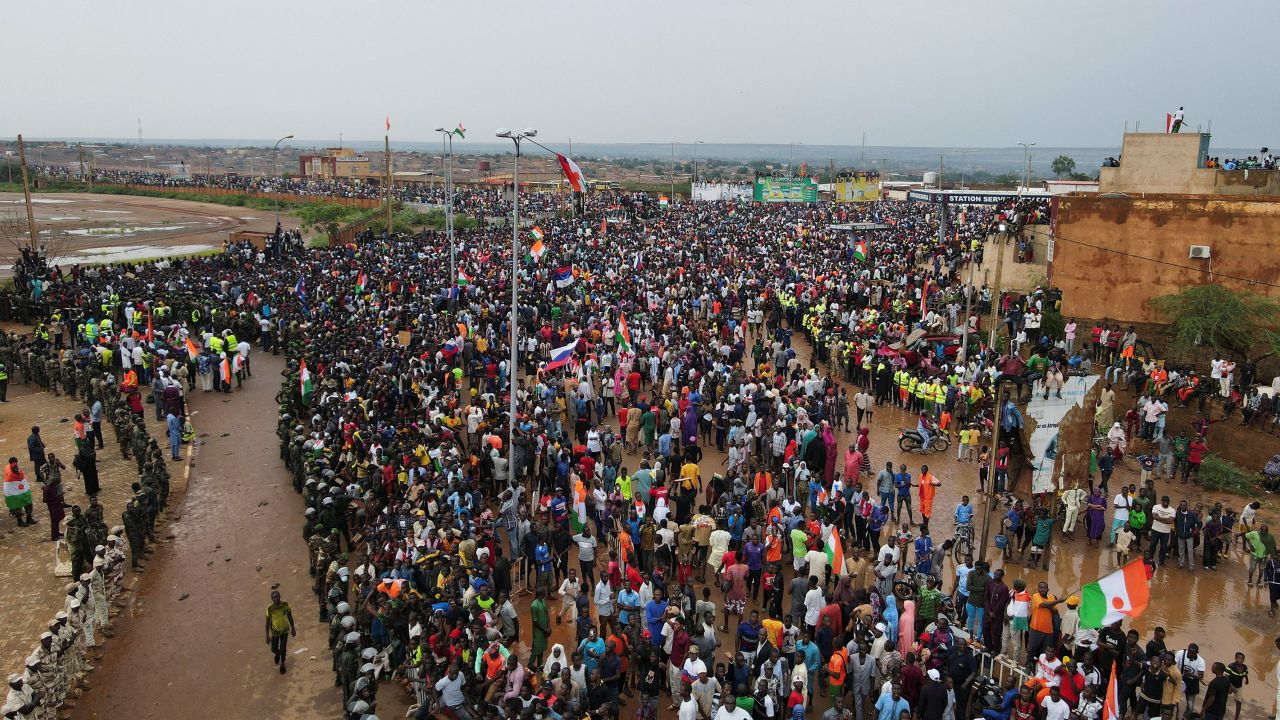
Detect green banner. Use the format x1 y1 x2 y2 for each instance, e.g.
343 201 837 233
753 177 818 203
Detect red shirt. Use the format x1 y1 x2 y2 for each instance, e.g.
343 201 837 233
1188 441 1207 464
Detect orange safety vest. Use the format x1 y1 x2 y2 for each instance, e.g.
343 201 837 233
482 651 506 679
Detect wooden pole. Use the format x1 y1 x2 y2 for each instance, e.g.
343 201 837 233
16 135 39 251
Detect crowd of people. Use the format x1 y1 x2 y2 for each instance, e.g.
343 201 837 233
3 182 1276 720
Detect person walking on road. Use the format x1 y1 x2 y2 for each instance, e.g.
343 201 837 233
166 411 182 461
266 590 297 674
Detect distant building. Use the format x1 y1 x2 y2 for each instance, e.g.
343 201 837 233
1052 132 1280 325
298 148 371 179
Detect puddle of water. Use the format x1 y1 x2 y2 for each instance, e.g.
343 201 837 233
64 226 188 239
0 243 217 272
0 198 75 204
88 210 134 214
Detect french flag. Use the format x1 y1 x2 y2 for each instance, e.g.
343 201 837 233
554 267 575 289
543 341 576 372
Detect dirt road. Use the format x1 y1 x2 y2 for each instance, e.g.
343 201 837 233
68 353 340 719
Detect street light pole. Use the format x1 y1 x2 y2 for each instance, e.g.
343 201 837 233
497 127 537 491
1017 141 1036 193
272 134 294 234
670 141 677 201
435 128 458 286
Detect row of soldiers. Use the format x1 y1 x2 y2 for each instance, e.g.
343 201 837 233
277 378 383 712
3 535 129 720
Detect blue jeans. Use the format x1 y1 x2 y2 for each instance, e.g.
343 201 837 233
967 605 985 637
879 492 895 512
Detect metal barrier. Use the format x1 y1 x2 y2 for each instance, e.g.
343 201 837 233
972 643 1031 688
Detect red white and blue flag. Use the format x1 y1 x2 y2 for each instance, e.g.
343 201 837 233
555 153 587 193
554 267 575 289
543 341 576 372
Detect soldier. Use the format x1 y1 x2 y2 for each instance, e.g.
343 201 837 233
32 634 60 716
122 500 146 570
337 632 360 702
75 576 99 656
111 408 132 461
50 616 77 700
130 423 148 474
22 656 48 720
64 507 87 580
89 556 112 638
43 355 60 396
105 534 127 599
3 673 38 720
131 481 158 541
83 504 108 561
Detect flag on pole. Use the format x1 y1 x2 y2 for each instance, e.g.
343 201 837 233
555 153 587 193
1079 558 1151 628
386 116 391 132
452 123 466 139
184 336 201 358
825 526 848 576
1102 662 1120 720
299 359 313 400
615 313 633 354
544 341 576 372
528 226 546 263
220 357 233 385
554 267 575 289
1165 114 1173 133
852 239 868 262
659 195 669 209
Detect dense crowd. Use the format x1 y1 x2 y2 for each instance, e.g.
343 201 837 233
5 187 1272 720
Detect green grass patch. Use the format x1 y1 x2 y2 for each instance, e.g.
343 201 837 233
1198 454 1263 496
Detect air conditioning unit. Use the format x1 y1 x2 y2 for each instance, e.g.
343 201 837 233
1189 245 1211 259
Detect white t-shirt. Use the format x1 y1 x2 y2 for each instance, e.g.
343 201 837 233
1112 494 1130 522
1151 504 1176 534
713 706 752 720
803 588 825 625
1041 696 1071 720
679 698 700 720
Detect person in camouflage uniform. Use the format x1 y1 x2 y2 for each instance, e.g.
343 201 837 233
121 500 146 570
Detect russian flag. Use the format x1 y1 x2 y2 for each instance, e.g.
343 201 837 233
442 338 460 358
554 267 575 289
543 341 576 372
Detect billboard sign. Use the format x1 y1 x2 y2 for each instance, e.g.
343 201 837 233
1025 375 1099 494
753 177 818 203
834 175 882 203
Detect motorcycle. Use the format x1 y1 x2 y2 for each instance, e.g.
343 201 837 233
898 428 950 453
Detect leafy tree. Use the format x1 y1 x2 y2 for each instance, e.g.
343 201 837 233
1051 155 1076 178
1149 284 1280 366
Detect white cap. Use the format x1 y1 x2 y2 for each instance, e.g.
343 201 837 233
927 669 941 682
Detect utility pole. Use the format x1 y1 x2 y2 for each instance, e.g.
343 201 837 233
987 224 1009 349
977 384 1008 564
384 133 393 238
16 135 39 251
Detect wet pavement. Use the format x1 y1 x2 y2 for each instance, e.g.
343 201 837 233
58 336 1280 719
68 352 343 720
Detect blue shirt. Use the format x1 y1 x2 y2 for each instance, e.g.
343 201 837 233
617 589 640 625
796 639 821 673
874 693 911 720
894 473 912 498
955 503 974 525
645 599 668 646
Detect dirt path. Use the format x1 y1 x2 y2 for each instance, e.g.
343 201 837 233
68 353 339 719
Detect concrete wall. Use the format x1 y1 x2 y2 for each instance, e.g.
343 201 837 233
1050 193 1280 324
1099 132 1280 195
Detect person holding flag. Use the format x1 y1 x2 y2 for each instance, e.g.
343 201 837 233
4 456 35 527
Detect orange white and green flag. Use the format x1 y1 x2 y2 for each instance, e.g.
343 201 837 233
1080 559 1150 628
615 313 633 354
825 526 847 576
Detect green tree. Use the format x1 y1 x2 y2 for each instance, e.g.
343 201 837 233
1149 284 1280 366
1051 155 1076 178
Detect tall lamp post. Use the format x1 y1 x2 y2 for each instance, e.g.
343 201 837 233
692 140 704 193
271 134 294 233
434 127 459 286
1017 141 1036 194
670 141 679 201
496 127 537 490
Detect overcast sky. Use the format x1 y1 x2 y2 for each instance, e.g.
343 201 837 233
7 0 1278 149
